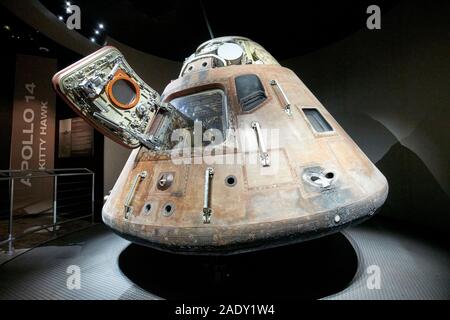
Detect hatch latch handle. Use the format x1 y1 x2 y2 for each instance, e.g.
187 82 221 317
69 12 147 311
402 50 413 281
124 171 147 219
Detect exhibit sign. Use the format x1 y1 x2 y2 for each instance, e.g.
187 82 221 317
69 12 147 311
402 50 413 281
9 54 56 215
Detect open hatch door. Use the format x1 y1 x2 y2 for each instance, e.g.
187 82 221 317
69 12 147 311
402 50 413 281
52 46 188 150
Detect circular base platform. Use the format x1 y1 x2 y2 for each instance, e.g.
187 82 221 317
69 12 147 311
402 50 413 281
118 232 357 299
0 218 448 300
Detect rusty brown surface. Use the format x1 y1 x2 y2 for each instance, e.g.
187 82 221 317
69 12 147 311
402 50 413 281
101 64 388 253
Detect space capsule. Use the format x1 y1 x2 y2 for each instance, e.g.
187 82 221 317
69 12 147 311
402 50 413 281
52 36 388 254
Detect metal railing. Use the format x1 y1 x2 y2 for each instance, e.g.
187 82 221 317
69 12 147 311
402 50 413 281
0 168 95 255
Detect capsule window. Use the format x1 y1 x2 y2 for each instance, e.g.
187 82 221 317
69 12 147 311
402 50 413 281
112 79 136 105
106 69 140 109
168 89 228 147
302 108 333 133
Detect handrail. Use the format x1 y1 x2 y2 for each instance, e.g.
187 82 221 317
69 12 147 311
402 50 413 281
0 168 94 181
0 168 95 255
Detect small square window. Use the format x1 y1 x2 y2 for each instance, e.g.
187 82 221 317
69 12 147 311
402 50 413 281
302 108 333 133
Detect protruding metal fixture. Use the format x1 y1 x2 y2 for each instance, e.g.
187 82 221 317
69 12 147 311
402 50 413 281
251 121 270 167
92 111 162 151
79 57 122 99
124 171 147 219
302 168 336 190
334 214 341 224
157 172 174 191
103 190 111 203
202 167 214 224
270 79 292 116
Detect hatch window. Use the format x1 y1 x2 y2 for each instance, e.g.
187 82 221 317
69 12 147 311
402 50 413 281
149 89 229 149
170 89 228 134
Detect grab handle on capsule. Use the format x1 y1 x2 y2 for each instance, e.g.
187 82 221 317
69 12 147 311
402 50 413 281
124 171 147 219
251 121 270 167
202 167 214 224
270 79 292 116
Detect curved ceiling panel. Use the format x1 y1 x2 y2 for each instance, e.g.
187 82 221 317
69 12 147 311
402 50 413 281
39 0 400 61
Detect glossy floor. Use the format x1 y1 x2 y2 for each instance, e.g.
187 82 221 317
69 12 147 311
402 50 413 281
0 218 448 300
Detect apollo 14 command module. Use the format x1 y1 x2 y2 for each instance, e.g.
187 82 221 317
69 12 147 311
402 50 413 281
52 36 388 254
